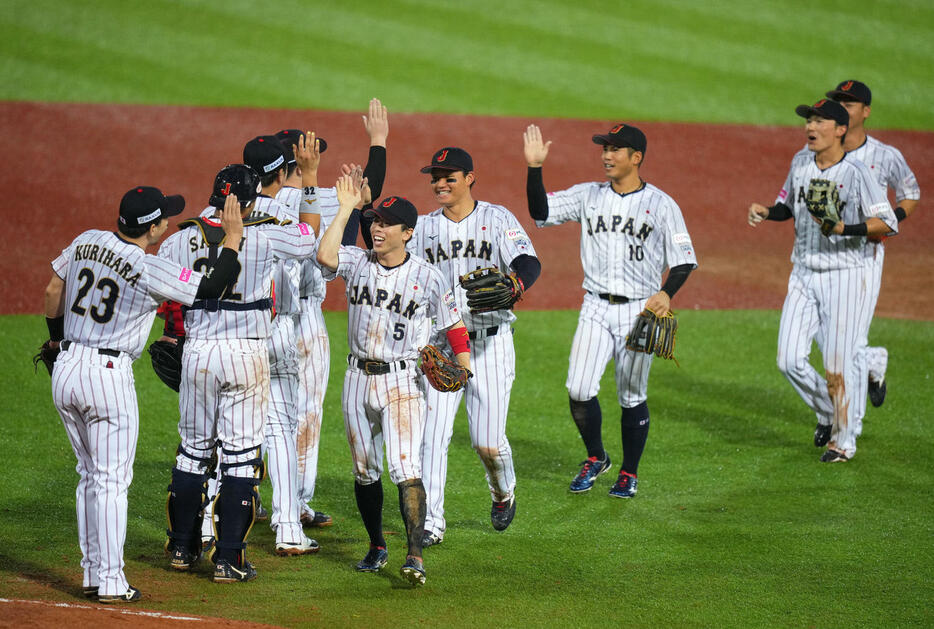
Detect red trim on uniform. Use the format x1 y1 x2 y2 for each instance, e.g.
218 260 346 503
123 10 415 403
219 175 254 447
203 218 221 226
446 326 470 355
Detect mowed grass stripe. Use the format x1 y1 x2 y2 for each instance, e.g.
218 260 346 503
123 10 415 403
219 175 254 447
3 310 933 626
1 0 933 128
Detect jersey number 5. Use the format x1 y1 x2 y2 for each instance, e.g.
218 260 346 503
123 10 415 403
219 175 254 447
70 268 119 323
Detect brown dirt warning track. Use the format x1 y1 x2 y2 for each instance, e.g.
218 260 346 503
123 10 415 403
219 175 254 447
0 101 931 318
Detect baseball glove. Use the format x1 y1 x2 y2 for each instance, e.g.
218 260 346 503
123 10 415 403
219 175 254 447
32 340 60 376
459 267 524 313
418 344 472 392
625 308 679 363
805 178 842 236
148 338 184 392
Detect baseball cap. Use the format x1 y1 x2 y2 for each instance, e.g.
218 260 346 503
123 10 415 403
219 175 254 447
592 123 647 153
419 147 473 174
119 186 184 227
826 80 872 105
795 98 850 127
243 135 287 175
275 129 328 164
364 196 418 229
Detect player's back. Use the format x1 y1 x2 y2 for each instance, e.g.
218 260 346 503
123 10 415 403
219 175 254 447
56 229 197 358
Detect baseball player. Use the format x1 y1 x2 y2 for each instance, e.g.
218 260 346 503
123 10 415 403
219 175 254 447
523 123 697 497
748 98 898 462
44 185 244 602
825 80 921 411
410 147 540 546
275 100 389 528
159 163 320 582
317 176 470 587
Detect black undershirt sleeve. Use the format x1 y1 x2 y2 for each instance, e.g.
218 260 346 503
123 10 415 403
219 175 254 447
195 248 241 299
660 264 694 298
363 146 387 200
342 209 361 246
766 202 793 221
509 254 542 290
527 167 549 221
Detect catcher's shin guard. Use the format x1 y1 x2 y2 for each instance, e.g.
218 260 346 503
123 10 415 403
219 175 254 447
212 445 264 565
166 468 210 558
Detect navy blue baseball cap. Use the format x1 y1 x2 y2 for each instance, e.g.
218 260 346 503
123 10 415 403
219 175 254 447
243 135 287 175
275 129 328 164
592 123 647 153
420 147 473 173
795 98 850 127
119 186 184 227
364 196 418 229
826 80 872 106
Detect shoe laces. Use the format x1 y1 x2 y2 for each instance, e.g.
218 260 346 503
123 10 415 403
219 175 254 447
577 456 599 477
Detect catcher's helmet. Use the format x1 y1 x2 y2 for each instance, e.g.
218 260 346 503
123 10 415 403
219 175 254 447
209 164 261 209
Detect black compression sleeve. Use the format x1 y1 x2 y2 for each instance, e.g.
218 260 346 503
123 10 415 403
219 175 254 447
894 207 907 222
527 167 548 221
766 202 793 221
195 248 241 299
360 207 374 249
660 264 693 298
47 316 64 342
841 222 868 236
342 209 361 246
363 146 387 200
510 254 541 290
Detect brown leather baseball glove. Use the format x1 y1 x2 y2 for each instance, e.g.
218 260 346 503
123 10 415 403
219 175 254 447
418 345 472 392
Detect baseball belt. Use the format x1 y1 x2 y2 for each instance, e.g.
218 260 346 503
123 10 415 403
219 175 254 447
467 325 512 340
188 298 274 312
348 354 410 376
61 340 121 357
592 292 632 304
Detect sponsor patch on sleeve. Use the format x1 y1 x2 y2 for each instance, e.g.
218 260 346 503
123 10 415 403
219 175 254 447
443 291 457 312
778 188 788 201
673 233 692 245
298 223 310 236
506 229 528 240
178 268 192 283
868 202 891 218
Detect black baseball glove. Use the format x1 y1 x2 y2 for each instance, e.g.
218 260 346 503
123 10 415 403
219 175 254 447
32 340 60 376
625 309 679 363
805 178 842 236
459 267 524 313
148 338 184 391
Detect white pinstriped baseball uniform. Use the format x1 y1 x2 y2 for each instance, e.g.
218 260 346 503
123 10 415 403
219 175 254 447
409 201 536 537
51 230 202 597
773 152 897 457
277 186 341 515
325 246 460 485
158 216 318 489
844 137 920 386
537 181 697 407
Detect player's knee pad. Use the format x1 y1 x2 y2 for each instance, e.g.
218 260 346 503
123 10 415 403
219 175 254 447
175 442 218 476
219 444 265 482
620 402 650 429
165 466 210 555
212 476 258 563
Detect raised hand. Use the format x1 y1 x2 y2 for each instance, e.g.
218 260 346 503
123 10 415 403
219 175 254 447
336 173 362 212
523 124 552 167
363 98 389 146
295 131 322 175
221 193 244 245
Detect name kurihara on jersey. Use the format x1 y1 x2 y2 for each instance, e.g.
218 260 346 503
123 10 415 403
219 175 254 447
410 201 536 330
53 230 202 359
325 247 459 363
539 181 697 298
777 153 898 271
277 186 340 301
159 216 318 340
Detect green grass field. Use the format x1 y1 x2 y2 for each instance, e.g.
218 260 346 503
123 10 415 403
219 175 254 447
2 0 933 128
3 312 933 627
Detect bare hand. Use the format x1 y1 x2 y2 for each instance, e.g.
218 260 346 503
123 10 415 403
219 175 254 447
523 124 552 167
295 131 322 175
336 173 362 211
748 203 769 226
221 193 244 245
363 98 389 146
644 291 671 317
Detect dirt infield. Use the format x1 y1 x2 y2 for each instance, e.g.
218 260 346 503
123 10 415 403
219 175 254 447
1 101 931 317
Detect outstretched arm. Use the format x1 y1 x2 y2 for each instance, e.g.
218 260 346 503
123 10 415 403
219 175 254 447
524 125 552 221
316 174 362 272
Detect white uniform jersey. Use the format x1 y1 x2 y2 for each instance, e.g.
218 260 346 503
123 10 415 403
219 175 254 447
848 135 920 203
52 230 201 359
159 219 318 340
538 182 697 297
326 247 459 362
276 186 342 301
410 201 537 330
775 153 898 270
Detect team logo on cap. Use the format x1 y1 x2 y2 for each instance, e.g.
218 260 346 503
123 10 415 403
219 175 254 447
220 183 231 196
436 149 449 162
610 124 625 133
841 81 854 91
814 99 827 107
382 197 398 207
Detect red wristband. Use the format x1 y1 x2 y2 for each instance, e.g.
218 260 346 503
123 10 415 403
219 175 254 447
446 326 470 355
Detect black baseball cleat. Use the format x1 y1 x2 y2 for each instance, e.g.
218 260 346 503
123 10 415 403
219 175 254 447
213 559 257 583
421 531 443 548
608 471 638 498
355 546 389 572
814 423 832 447
569 454 612 493
82 586 98 599
868 378 887 408
400 556 426 586
820 448 850 463
300 510 333 528
491 496 516 531
98 585 141 604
